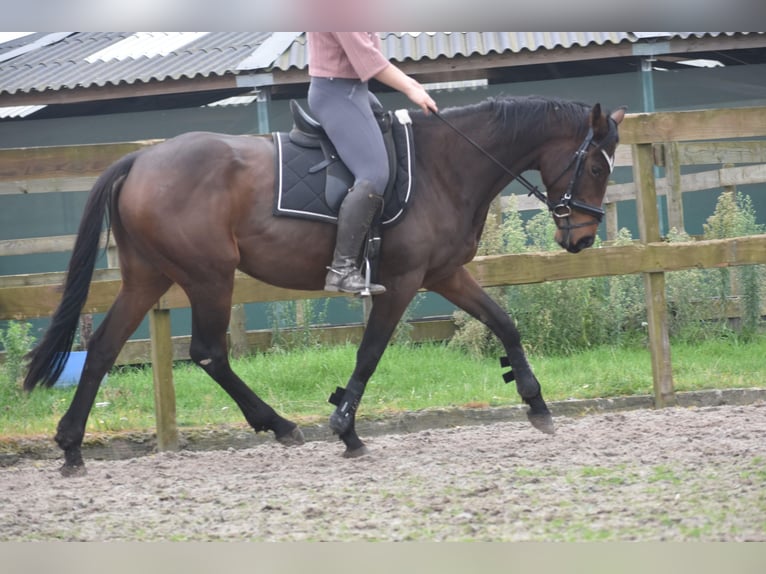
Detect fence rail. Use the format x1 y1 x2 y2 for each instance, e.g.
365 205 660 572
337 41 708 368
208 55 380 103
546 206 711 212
4 127 766 257
2 105 766 450
3 236 764 320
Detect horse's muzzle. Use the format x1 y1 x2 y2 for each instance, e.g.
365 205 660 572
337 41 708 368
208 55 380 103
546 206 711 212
560 234 595 254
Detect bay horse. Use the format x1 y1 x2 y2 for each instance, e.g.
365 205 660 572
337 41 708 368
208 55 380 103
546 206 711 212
24 95 625 476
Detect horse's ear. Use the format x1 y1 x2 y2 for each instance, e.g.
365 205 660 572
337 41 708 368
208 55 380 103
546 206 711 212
610 106 627 125
590 103 608 138
591 104 627 138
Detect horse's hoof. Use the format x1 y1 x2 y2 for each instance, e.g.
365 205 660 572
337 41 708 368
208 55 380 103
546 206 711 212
60 463 86 477
527 411 555 435
276 426 305 447
343 445 370 459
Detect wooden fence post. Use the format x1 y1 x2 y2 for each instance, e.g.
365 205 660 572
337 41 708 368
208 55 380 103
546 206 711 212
228 303 248 358
149 307 179 451
722 165 739 298
605 202 618 241
105 233 120 269
664 142 685 234
633 143 676 408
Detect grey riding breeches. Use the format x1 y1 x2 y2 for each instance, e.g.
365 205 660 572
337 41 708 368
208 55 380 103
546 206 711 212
307 76 388 195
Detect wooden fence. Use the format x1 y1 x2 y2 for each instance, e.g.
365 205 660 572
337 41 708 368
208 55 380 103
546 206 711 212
2 106 766 450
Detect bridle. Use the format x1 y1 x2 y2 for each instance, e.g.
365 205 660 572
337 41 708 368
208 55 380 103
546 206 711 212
529 126 615 229
432 111 616 232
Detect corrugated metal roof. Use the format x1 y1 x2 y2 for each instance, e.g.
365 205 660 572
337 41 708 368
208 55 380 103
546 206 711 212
0 32 759 98
268 32 632 71
0 32 273 96
236 32 302 71
0 32 72 64
269 32 750 72
84 32 210 63
378 31 633 61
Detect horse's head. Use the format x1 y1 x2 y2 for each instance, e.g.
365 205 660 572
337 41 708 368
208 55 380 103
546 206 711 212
538 104 626 253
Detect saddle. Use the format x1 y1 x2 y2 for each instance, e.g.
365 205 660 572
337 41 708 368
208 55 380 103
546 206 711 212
272 99 416 228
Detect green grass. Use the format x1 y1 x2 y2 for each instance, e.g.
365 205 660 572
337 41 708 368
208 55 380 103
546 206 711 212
1 336 765 438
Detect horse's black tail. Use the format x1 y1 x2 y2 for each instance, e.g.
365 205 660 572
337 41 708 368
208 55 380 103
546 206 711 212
23 151 140 391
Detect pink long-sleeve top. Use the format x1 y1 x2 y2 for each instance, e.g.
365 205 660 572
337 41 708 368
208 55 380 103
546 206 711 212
307 32 391 83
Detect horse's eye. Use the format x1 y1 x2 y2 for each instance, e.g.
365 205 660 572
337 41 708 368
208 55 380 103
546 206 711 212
590 164 603 178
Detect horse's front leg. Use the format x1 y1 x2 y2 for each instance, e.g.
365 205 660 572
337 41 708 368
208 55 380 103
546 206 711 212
329 287 417 457
429 266 554 434
328 373 368 457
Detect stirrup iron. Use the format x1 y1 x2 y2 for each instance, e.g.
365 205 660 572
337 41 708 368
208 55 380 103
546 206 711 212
360 257 372 297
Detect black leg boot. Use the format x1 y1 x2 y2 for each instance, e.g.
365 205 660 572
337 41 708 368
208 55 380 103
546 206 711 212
325 180 386 296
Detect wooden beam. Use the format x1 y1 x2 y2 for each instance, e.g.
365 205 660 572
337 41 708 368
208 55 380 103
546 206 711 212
605 163 766 203
0 76 240 107
0 119 761 191
619 107 766 144
0 232 114 256
0 141 161 183
149 308 178 452
111 318 457 366
0 176 98 195
632 142 675 407
666 35 766 56
228 304 248 358
674 141 766 165
20 156 764 208
643 271 675 407
4 235 766 320
633 144 661 243
604 203 618 241
664 142 685 234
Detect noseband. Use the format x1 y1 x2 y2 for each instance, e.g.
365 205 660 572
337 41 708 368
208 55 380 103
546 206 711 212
432 111 615 232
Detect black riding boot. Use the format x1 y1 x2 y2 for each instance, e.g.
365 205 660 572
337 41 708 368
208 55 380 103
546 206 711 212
325 181 386 296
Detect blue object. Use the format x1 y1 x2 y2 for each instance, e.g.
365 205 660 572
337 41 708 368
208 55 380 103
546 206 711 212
53 351 107 388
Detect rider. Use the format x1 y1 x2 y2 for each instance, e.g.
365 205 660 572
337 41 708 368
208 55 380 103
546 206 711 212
306 32 438 295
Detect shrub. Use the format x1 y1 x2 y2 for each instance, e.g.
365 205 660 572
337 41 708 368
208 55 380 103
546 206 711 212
448 189 764 358
602 228 646 344
702 191 765 341
0 320 34 387
267 298 331 352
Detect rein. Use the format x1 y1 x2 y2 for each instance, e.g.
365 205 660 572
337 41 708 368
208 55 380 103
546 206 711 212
431 110 610 227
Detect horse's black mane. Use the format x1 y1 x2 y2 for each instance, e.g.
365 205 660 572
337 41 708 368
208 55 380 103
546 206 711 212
434 94 594 145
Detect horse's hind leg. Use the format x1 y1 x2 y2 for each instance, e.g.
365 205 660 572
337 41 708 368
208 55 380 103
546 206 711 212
184 282 304 446
429 267 554 434
56 276 173 475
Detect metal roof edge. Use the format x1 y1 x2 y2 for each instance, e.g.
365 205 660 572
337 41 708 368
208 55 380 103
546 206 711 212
236 32 302 71
0 32 74 65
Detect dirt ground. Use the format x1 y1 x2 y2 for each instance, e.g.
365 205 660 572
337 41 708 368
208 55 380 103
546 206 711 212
0 401 764 542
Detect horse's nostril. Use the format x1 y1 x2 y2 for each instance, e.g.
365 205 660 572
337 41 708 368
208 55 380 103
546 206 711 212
577 236 595 251
565 236 595 254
